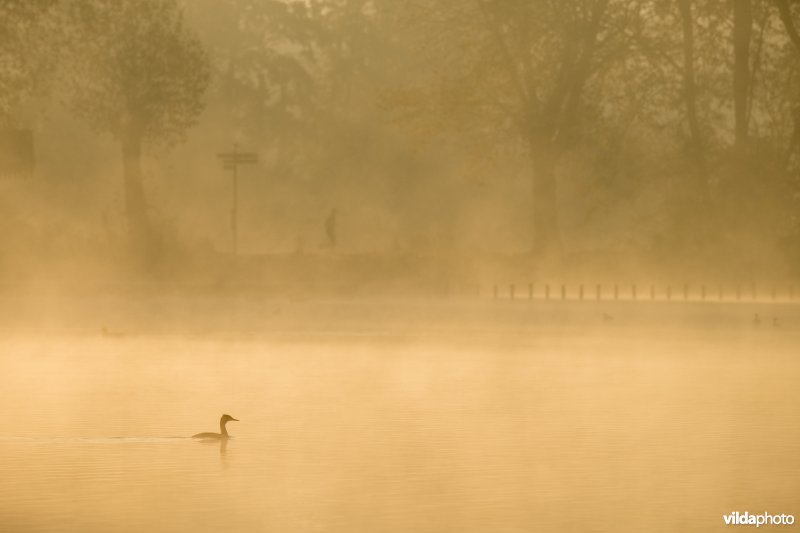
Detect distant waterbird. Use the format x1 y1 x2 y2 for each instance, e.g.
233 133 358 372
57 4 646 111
101 326 126 338
193 414 239 440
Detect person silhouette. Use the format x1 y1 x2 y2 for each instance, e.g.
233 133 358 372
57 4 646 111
325 208 338 251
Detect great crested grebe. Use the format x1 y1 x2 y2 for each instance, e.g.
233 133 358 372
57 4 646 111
193 414 239 439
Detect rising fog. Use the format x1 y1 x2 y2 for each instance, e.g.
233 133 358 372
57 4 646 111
3 4 800 533
1 0 799 290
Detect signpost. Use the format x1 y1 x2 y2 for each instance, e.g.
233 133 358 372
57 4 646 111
217 144 258 255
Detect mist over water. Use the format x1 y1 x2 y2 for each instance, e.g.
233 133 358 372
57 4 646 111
0 300 798 532
3 0 800 531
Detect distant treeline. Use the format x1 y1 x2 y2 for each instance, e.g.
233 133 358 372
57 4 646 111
1 1 799 279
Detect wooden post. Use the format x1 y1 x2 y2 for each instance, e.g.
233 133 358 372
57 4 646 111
667 285 672 301
683 284 688 300
561 285 566 300
545 284 550 300
614 284 619 300
650 285 655 300
510 284 515 300
579 284 584 301
701 285 706 301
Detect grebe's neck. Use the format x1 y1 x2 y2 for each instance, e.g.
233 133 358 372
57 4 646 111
220 418 229 437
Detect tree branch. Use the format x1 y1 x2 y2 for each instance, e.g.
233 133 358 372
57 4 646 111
774 0 800 52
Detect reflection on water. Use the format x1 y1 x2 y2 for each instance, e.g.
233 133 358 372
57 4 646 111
0 308 798 532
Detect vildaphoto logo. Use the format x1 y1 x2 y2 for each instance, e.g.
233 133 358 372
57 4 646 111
723 512 795 527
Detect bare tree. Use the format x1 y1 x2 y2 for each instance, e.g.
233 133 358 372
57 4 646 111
389 0 639 259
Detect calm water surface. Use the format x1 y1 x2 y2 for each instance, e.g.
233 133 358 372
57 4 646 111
0 301 798 532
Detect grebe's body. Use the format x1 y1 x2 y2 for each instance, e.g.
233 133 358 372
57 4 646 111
193 414 239 439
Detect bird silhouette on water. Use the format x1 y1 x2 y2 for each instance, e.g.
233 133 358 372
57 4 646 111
101 326 126 338
193 414 239 440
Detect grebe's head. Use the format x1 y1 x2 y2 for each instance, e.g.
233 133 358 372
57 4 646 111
221 414 239 423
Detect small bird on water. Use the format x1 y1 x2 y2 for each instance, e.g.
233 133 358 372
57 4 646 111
193 414 239 440
101 326 126 338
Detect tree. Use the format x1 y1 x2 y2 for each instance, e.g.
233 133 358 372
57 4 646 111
733 0 753 149
65 0 210 249
676 0 709 201
191 0 390 169
388 0 643 259
0 0 59 126
187 0 425 250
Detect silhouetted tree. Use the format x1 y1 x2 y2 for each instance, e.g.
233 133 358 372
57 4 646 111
0 0 59 126
65 0 210 251
193 0 388 171
734 0 753 149
676 0 709 201
388 0 645 259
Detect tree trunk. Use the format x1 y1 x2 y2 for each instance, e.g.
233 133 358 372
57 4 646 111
677 0 710 203
775 0 800 52
525 1 606 258
529 140 563 258
775 0 800 167
733 0 752 148
120 128 152 249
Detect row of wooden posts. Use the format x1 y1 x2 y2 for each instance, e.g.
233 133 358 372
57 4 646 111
479 283 797 302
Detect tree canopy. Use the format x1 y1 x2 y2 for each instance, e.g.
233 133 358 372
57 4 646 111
65 0 210 148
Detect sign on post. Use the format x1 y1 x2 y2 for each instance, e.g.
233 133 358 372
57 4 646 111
217 144 258 255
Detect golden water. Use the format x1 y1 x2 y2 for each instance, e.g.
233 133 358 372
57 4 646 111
0 301 798 532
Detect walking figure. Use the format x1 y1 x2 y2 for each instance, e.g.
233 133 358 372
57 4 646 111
325 208 338 251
